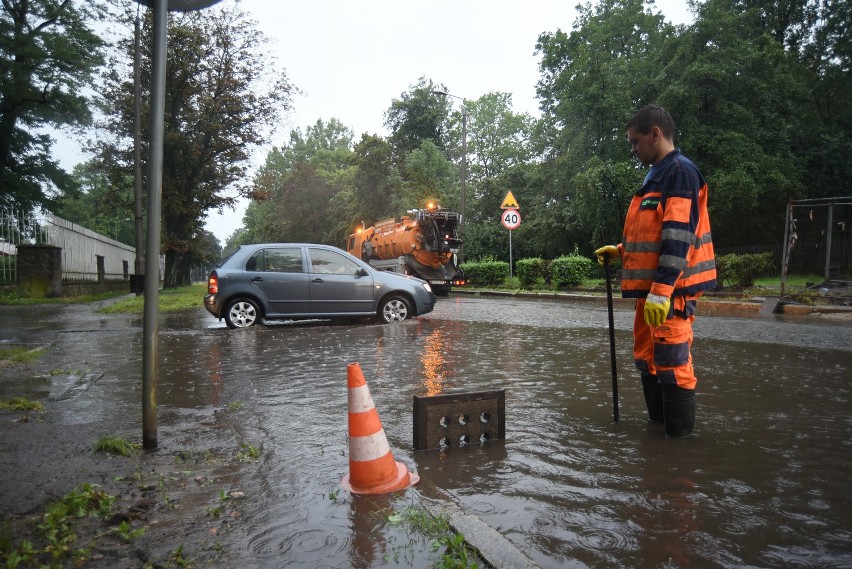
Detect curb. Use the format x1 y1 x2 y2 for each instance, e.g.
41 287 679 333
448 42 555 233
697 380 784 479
449 288 852 317
416 480 541 569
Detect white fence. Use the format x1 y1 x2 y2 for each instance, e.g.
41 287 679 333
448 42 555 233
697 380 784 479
1 207 139 283
46 214 137 281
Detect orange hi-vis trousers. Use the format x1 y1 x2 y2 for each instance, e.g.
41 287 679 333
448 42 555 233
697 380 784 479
633 296 697 390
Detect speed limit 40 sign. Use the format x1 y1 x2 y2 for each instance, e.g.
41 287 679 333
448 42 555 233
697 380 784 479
501 208 521 230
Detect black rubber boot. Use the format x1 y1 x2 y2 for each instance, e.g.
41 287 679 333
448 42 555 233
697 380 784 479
662 385 696 437
641 373 664 423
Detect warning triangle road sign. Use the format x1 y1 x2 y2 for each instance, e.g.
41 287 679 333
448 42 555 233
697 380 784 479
500 191 520 209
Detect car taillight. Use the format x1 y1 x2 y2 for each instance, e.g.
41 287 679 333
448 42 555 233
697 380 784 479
208 274 218 294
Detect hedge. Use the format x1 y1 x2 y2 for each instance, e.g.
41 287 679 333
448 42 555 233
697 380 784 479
460 259 510 286
551 255 594 289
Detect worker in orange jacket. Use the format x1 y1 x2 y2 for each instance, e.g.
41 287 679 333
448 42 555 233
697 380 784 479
596 105 716 437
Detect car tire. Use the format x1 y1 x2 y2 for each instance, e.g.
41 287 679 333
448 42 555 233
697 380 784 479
225 298 261 329
378 295 411 323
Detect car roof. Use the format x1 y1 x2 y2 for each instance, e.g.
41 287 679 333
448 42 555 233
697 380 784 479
241 243 342 249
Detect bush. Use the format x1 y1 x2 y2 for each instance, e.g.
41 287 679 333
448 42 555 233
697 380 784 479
460 259 510 286
716 252 775 289
515 257 549 288
551 255 594 289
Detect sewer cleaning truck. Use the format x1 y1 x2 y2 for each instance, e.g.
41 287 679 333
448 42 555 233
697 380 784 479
346 204 465 296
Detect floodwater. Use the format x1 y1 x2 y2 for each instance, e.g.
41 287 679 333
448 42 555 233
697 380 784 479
1 296 851 568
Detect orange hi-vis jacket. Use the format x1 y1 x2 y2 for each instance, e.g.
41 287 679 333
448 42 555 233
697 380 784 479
618 150 716 300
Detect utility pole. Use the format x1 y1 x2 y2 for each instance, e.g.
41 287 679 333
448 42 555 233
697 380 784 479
432 89 468 264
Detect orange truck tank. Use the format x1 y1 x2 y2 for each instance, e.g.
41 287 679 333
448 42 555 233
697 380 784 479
346 205 464 296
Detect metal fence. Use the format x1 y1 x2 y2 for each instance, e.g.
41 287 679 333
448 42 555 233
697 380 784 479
0 207 137 283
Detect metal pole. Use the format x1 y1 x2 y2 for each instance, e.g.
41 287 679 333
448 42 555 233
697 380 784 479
603 257 620 423
142 0 167 450
508 228 513 281
133 11 145 284
824 204 833 281
460 105 467 265
780 200 792 296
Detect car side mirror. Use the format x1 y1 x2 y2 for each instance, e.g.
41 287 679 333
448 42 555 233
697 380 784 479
355 267 369 277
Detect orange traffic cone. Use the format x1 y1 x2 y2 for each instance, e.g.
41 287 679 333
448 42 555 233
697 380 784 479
341 362 419 495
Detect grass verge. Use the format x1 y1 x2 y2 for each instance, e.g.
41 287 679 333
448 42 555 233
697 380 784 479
98 284 206 314
0 291 127 306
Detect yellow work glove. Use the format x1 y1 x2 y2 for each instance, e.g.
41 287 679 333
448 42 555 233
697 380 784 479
644 294 671 327
594 245 619 265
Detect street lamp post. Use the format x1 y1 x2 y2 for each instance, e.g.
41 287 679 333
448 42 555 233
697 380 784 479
134 0 224 450
433 90 467 264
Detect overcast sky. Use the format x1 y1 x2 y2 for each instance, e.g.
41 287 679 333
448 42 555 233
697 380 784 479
59 1 696 244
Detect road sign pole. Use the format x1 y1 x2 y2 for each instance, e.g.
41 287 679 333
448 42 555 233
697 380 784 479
509 229 513 281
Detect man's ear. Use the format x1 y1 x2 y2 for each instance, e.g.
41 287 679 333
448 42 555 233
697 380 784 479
651 126 660 142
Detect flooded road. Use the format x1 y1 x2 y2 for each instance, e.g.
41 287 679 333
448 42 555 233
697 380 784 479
1 295 851 568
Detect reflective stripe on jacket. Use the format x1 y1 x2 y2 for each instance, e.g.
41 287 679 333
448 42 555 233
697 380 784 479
618 150 716 299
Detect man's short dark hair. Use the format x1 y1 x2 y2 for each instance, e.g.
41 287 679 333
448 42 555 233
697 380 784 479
626 105 675 140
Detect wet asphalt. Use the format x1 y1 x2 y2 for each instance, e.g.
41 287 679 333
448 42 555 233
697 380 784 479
1 294 850 568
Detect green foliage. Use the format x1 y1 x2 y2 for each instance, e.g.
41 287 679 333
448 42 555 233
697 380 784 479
244 119 357 246
236 442 260 463
385 77 450 157
463 92 534 182
397 140 456 213
352 134 403 226
98 284 205 314
459 259 510 286
52 162 136 245
91 436 141 457
113 520 145 542
551 254 594 289
660 2 808 245
716 252 775 289
384 506 481 568
515 258 549 288
0 397 44 412
0 483 118 567
0 0 107 212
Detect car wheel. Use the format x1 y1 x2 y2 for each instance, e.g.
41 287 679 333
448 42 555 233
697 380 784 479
379 295 411 323
225 298 260 329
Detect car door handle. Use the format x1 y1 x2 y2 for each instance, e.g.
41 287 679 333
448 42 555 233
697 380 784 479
251 277 263 282
312 278 324 283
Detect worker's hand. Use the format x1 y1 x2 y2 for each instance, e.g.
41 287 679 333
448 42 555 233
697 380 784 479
644 294 671 327
594 245 619 265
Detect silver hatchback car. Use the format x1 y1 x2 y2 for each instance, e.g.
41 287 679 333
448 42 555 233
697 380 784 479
204 243 437 328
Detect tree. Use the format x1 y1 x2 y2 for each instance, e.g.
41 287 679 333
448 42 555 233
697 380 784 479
533 0 672 251
243 118 356 245
660 0 812 245
461 92 535 183
535 0 671 165
351 134 401 226
0 0 107 211
397 140 455 212
384 77 451 158
53 159 135 244
96 4 293 287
